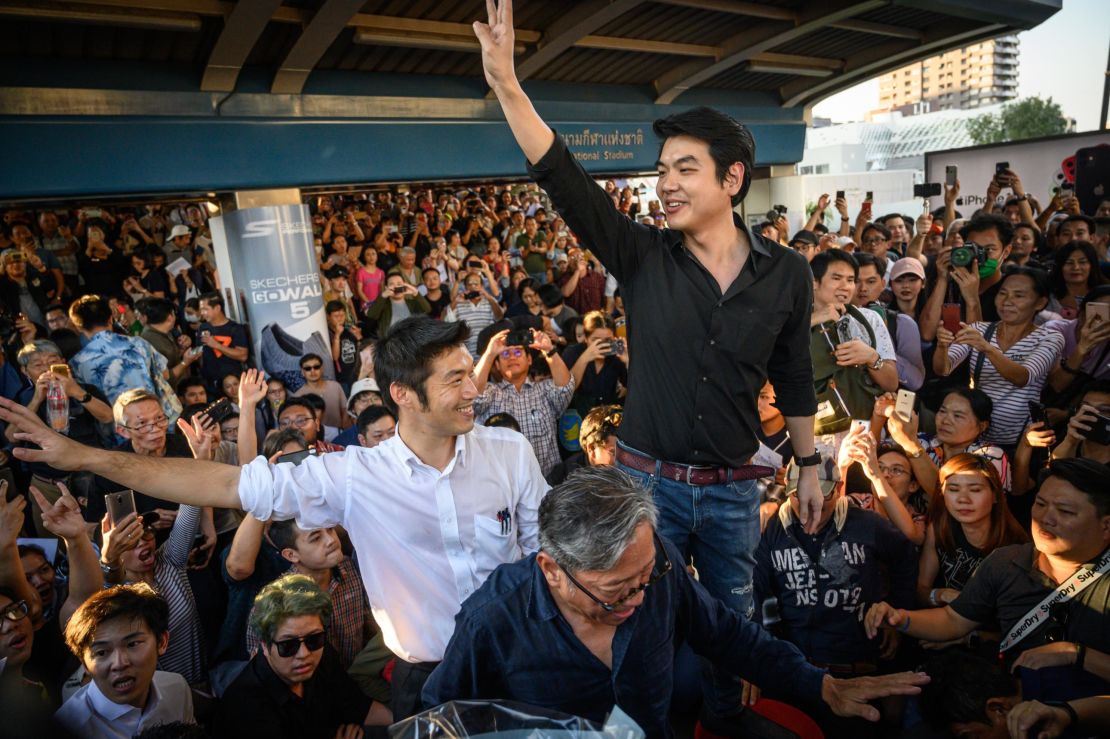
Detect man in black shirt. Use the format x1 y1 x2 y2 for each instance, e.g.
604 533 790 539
476 4 822 727
197 291 249 393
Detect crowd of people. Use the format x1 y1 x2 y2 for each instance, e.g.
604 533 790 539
1 5 1109 739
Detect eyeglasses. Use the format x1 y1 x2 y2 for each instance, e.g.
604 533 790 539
122 416 169 433
1 599 28 622
270 630 326 658
301 364 323 371
878 464 910 477
862 237 887 246
499 348 526 359
559 533 672 612
279 415 315 429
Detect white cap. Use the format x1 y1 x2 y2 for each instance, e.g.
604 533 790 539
166 224 191 242
347 378 381 411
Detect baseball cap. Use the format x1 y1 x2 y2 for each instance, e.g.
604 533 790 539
166 224 191 242
347 378 381 411
890 257 926 281
836 236 856 248
324 266 349 279
789 230 818 247
785 455 840 497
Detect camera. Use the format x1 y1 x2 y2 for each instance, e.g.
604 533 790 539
506 328 534 347
950 242 988 268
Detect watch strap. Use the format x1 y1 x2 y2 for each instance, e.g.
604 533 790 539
794 451 822 467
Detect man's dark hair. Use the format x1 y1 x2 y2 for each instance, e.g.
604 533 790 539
1039 458 1110 516
652 106 755 206
64 583 170 657
373 316 469 415
176 376 206 398
755 220 776 234
199 291 223 311
325 300 346 314
184 297 200 313
421 266 440 278
44 303 66 317
18 543 48 561
809 248 859 281
296 392 325 414
812 223 829 235
483 412 521 432
268 518 304 555
961 213 1014 247
139 298 175 326
356 405 396 436
860 222 891 241
299 352 323 368
68 295 113 330
877 213 905 228
853 252 884 275
278 397 317 419
1062 213 1096 233
920 652 1018 729
537 283 564 310
262 428 306 458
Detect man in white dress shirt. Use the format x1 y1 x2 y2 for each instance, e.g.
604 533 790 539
4 316 549 720
55 583 195 739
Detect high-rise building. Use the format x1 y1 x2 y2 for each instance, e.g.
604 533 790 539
873 35 1019 118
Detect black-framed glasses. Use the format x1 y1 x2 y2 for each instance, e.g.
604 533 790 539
270 630 326 658
121 416 169 433
560 533 672 612
1 599 29 622
301 364 323 371
1044 602 1070 643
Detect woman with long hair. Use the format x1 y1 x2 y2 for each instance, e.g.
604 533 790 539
1047 241 1104 319
917 453 1027 608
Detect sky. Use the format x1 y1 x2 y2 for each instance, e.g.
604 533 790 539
812 0 1107 130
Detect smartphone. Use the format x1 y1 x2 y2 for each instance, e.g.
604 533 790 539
1028 400 1048 426
280 448 317 466
1059 181 1074 192
1086 301 1110 325
995 161 1010 175
849 419 871 436
1084 412 1110 445
50 364 70 377
835 190 845 200
945 165 957 187
105 490 137 525
506 328 534 347
913 183 942 198
894 389 915 423
201 396 233 426
942 303 961 335
464 290 481 300
865 191 874 202
608 338 626 356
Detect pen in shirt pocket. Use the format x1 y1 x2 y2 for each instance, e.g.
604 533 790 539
496 507 511 535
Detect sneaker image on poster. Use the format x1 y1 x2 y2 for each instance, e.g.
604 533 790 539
258 322 334 392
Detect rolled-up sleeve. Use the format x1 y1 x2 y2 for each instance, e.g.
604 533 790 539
238 451 349 529
768 254 818 417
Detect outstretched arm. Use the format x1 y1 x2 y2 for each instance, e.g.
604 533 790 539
0 398 241 509
474 0 554 164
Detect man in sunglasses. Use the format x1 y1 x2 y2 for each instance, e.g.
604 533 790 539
425 466 929 738
216 574 390 736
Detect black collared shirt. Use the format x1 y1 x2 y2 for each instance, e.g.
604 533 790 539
528 135 816 467
214 646 370 739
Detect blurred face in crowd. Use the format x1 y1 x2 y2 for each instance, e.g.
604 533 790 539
172 234 191 251
935 392 988 448
1031 475 1110 562
1061 249 1092 287
282 526 343 571
813 260 856 308
120 526 157 574
860 229 889 257
995 273 1045 325
279 405 319 445
521 285 540 310
220 416 239 443
385 274 406 302
1010 225 1036 262
760 225 778 242
11 224 34 248
892 273 923 307
332 236 347 254
1097 200 1110 218
885 217 908 243
349 391 381 419
966 227 1010 272
118 399 168 455
181 384 207 407
21 550 56 609
464 276 483 302
299 357 323 385
495 342 532 384
361 246 378 267
757 382 781 425
82 614 168 709
262 614 326 688
221 373 241 401
358 414 396 448
877 450 918 500
400 250 416 270
854 264 885 306
422 269 441 293
586 434 618 467
267 379 286 407
1057 219 1090 243
0 593 33 672
942 471 996 528
21 349 64 381
46 308 70 330
199 299 221 322
4 252 26 280
39 212 59 234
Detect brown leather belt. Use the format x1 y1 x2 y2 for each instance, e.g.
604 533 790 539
617 447 774 486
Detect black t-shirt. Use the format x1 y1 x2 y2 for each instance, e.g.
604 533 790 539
84 433 194 523
426 290 451 320
17 381 110 479
198 319 249 386
560 344 627 418
950 543 1110 659
333 327 359 386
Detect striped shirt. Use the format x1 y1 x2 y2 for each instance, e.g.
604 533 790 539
149 505 205 685
474 377 575 475
921 435 1011 493
452 299 497 357
244 557 373 670
946 322 1064 446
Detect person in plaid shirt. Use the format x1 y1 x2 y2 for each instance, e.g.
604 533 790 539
472 326 574 475
243 519 373 670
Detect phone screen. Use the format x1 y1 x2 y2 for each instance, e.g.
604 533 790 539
942 303 961 334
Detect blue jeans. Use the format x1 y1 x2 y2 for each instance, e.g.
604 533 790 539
618 448 761 719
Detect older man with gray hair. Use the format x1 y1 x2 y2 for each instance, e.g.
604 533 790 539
424 466 929 738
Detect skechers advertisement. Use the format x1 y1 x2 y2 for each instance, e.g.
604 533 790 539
210 204 334 392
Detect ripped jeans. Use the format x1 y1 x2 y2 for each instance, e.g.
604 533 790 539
618 449 762 719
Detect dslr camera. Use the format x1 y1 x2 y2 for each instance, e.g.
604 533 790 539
950 241 987 268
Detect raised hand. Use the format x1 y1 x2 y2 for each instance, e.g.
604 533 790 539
821 672 929 721
30 482 87 541
101 511 143 565
0 485 25 546
238 368 268 409
0 398 86 471
473 0 517 92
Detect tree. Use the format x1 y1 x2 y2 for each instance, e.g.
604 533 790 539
966 96 1070 145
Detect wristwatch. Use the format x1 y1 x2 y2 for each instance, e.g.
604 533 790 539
794 451 822 467
77 392 92 404
544 348 559 360
868 353 884 371
99 559 120 576
907 444 925 459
